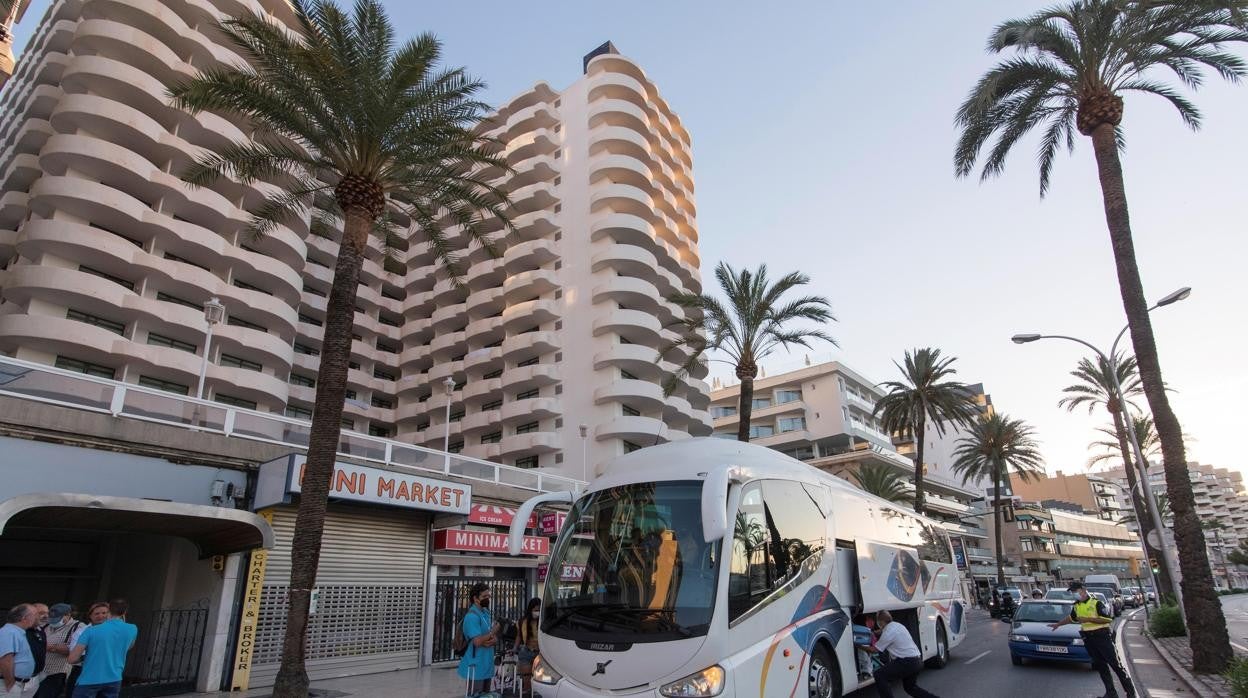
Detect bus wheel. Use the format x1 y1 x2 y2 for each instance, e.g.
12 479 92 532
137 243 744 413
925 622 949 669
808 643 841 698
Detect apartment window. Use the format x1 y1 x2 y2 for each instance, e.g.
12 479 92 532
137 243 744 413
379 313 401 328
345 389 357 400
749 425 775 439
307 256 329 268
293 343 320 356
481 431 502 444
515 455 539 469
481 399 503 411
449 410 464 423
371 396 394 409
164 252 210 272
157 292 201 310
215 394 257 410
377 341 399 354
381 287 404 301
302 284 327 298
374 368 396 381
1021 538 1035 552
368 425 392 438
483 369 504 380
712 431 736 440
351 333 363 342
89 222 143 248
516 389 539 400
416 421 430 431
776 389 802 404
220 354 262 372
341 418 355 430
227 315 267 332
518 356 540 367
285 405 313 420
621 369 638 380
622 405 641 417
146 333 196 353
78 266 134 291
298 313 324 327
138 375 189 395
451 353 466 362
778 417 807 433
66 309 125 336
515 421 539 434
233 279 270 295
751 397 772 410
710 406 737 419
418 393 431 403
624 441 642 453
448 441 464 454
54 356 115 379
349 362 361 370
289 373 316 388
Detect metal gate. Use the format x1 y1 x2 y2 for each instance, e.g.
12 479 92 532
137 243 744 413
122 607 208 697
431 577 528 663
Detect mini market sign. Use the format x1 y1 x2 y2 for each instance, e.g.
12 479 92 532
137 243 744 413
254 454 472 515
433 528 550 556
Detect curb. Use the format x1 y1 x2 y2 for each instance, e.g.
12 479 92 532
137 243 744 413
1138 616 1218 698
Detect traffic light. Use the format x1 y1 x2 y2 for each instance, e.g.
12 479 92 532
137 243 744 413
1150 557 1159 574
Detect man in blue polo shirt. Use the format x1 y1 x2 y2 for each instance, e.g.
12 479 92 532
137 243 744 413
67 600 137 698
1 604 38 697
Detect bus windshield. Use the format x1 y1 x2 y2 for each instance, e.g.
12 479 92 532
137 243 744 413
541 480 719 643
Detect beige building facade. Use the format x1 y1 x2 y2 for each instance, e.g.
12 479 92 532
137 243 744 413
1008 471 1125 521
0 0 709 483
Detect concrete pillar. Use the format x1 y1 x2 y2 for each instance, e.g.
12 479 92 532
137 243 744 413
198 552 243 692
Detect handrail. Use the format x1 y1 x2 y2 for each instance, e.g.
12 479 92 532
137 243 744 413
0 354 585 495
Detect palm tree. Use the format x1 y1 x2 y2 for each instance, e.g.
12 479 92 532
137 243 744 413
1058 354 1172 595
662 262 835 441
951 414 1045 587
1118 493 1170 526
873 348 980 516
953 1 1247 671
1088 413 1162 470
850 463 914 505
170 3 510 694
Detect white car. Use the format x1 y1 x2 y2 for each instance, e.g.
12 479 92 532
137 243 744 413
1088 591 1117 618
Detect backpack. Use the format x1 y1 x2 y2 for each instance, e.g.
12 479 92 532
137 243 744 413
452 608 470 656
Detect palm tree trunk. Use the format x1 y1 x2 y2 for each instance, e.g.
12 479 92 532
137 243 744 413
913 418 927 516
737 374 754 442
1111 409 1173 596
1090 124 1229 672
994 460 1005 588
272 207 370 697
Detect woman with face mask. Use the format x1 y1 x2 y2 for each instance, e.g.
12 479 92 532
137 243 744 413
514 598 542 697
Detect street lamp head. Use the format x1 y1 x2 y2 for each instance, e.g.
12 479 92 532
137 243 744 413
203 297 225 326
1011 333 1042 344
1156 286 1191 307
443 376 456 395
579 424 589 438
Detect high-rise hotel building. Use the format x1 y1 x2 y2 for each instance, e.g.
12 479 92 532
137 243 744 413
0 0 711 481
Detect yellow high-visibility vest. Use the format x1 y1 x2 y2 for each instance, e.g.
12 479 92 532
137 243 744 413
1073 596 1109 632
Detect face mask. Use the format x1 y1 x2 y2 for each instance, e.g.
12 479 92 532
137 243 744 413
531 610 540 618
479 598 490 608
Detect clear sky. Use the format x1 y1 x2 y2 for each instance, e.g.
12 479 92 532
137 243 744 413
12 1 1246 477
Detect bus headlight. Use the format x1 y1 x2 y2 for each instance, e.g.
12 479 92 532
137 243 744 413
531 654 562 686
659 665 725 697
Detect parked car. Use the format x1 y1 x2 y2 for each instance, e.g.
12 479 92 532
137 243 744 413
991 587 1024 618
1007 600 1091 667
1120 586 1142 608
1088 591 1117 618
1086 584 1123 615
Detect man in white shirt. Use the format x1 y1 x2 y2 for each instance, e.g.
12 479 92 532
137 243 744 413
855 610 940 698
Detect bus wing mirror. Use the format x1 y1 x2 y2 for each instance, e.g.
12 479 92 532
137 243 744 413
509 491 574 556
702 466 741 543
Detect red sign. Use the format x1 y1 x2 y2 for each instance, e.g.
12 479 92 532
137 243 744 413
537 563 549 582
467 505 536 528
433 528 550 556
539 512 567 536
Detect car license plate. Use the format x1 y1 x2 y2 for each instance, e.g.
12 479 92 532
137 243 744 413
1036 645 1068 654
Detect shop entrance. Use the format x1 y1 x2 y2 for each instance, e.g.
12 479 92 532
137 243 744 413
431 575 528 663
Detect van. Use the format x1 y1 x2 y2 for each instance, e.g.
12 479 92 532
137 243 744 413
1083 574 1122 592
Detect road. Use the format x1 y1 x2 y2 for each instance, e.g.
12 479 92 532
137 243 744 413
1221 592 1248 654
848 609 1124 698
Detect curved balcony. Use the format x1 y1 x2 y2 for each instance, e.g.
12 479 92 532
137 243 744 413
466 286 506 318
499 432 561 457
501 397 562 424
465 316 505 346
591 243 658 278
594 379 665 412
503 237 559 275
502 268 559 305
591 275 661 314
501 332 560 363
464 346 504 376
511 210 558 242
427 359 465 384
592 309 662 345
501 363 561 394
462 377 503 404
595 415 669 444
461 408 502 433
431 301 469 332
429 330 467 360
501 298 560 333
592 344 665 382
394 400 433 423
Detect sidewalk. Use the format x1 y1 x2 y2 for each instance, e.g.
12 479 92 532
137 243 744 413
184 664 462 697
1120 606 1239 698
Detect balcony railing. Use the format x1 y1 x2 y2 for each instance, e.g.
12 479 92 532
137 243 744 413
0 355 584 495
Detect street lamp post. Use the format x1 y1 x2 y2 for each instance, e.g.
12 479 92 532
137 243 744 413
443 376 456 472
1012 286 1190 622
579 424 589 483
196 297 225 400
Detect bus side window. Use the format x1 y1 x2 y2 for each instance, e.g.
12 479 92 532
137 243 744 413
918 523 952 564
727 480 826 623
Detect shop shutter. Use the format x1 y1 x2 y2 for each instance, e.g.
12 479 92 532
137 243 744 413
249 505 429 686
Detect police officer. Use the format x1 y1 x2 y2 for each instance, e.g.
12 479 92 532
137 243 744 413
1049 581 1136 698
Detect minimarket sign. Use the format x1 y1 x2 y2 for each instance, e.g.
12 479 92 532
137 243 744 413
254 454 472 515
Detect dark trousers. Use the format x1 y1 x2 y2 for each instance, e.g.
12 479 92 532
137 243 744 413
1084 630 1136 698
64 667 81 698
32 674 66 698
872 656 939 698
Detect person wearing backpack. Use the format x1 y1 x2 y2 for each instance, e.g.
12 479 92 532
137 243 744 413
456 583 499 697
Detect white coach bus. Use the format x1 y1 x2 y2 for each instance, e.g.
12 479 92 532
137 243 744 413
507 438 967 698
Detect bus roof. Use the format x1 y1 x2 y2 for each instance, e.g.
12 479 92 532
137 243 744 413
594 437 944 525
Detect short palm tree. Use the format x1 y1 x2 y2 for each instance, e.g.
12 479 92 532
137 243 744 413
951 414 1045 587
954 1 1247 670
170 2 509 694
662 262 835 441
1058 354 1172 594
850 463 913 506
873 348 980 516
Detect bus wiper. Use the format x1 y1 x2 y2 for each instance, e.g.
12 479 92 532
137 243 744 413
594 607 693 637
544 603 628 632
